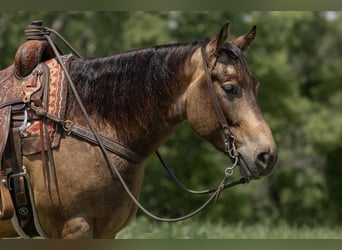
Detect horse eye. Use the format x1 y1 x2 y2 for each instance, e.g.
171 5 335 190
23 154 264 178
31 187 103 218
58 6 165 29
222 82 237 94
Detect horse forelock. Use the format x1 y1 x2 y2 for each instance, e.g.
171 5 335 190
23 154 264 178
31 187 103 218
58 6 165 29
67 42 201 137
218 42 258 89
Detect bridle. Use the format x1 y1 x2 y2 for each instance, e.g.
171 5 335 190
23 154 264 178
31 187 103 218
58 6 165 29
155 45 250 198
26 22 250 222
201 45 239 162
155 44 251 198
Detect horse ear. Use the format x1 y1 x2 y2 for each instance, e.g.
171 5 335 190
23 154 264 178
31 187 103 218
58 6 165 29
231 25 257 52
206 21 229 58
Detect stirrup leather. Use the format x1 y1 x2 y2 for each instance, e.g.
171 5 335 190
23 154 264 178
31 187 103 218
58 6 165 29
0 172 14 220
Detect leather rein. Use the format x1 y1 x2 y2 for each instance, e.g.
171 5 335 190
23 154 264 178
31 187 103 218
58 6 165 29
26 23 249 222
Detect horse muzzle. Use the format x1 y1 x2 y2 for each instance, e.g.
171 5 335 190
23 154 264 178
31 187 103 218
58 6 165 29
237 146 277 179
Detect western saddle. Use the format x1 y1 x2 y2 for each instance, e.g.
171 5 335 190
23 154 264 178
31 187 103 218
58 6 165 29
0 21 68 237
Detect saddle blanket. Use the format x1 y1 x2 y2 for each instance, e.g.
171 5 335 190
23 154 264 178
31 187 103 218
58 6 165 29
21 57 69 155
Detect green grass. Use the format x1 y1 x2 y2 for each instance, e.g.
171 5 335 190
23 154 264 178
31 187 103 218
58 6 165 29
116 216 342 239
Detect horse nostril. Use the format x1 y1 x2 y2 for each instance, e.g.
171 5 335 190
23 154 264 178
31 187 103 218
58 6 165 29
257 152 270 165
256 150 276 175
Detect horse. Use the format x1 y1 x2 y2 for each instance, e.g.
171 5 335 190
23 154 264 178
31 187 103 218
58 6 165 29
0 21 277 239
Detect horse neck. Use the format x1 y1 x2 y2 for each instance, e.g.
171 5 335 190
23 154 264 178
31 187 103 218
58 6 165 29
68 43 201 156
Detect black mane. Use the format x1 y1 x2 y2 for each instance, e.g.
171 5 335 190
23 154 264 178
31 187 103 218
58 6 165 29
67 41 201 134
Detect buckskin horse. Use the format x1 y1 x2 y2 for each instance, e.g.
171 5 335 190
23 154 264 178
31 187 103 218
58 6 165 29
0 21 277 238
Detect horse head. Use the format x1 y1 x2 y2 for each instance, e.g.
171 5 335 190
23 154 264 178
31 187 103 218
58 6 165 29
186 22 277 179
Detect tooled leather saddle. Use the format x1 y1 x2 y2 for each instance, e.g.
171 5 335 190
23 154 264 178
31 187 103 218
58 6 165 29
0 38 69 236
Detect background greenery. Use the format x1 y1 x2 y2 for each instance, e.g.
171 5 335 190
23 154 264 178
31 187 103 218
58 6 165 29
116 216 342 238
1 11 342 233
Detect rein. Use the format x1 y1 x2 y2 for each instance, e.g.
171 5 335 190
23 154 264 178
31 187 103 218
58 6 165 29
27 21 249 222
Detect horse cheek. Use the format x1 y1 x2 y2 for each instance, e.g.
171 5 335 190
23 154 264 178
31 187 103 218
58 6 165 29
186 85 220 141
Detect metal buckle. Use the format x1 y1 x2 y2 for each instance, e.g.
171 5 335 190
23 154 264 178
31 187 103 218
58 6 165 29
63 120 74 134
8 166 27 191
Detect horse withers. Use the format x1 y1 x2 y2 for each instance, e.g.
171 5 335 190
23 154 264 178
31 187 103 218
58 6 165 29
0 21 277 238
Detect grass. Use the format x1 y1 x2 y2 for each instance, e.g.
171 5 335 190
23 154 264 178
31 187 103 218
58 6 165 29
116 216 342 239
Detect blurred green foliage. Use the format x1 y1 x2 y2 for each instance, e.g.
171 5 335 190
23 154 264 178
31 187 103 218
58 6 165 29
116 216 342 239
1 11 341 226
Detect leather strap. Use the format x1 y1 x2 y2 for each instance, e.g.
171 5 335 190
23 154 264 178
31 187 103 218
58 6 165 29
200 45 238 158
10 128 30 225
201 46 230 133
0 106 11 171
10 128 23 174
64 122 146 163
0 171 14 220
29 104 146 164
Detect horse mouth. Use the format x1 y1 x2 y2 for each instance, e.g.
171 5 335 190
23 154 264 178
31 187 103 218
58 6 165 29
237 155 261 180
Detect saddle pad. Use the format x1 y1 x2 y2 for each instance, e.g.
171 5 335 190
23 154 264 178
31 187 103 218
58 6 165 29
22 57 69 155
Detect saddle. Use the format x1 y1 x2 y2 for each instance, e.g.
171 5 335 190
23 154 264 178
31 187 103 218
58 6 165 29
0 38 69 236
